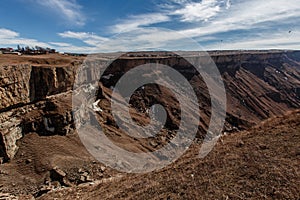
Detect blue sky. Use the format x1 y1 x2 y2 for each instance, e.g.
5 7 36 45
0 0 299 53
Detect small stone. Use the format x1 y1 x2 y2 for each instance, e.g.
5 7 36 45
149 140 158 148
86 176 93 182
100 166 106 172
236 140 244 147
80 176 86 182
25 159 32 164
51 181 61 188
82 172 88 177
50 166 67 185
259 144 268 150
44 180 51 186
52 166 66 177
2 129 8 134
62 177 74 187
35 185 53 197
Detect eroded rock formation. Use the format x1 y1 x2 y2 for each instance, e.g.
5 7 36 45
0 56 80 161
0 51 299 162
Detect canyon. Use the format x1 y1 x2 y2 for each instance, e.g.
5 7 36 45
0 51 299 199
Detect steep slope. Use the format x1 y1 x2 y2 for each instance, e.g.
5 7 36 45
38 110 300 199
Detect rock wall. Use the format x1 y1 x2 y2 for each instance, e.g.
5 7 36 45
99 51 300 129
0 63 77 161
0 64 31 110
29 66 75 101
0 64 75 111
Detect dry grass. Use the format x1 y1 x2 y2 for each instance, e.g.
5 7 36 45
0 54 84 66
39 110 300 200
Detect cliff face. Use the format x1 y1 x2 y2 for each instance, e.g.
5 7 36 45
0 64 31 110
0 64 75 111
215 51 300 126
0 55 81 161
0 51 300 162
98 51 300 132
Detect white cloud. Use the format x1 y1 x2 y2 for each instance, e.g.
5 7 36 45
58 31 108 46
54 45 97 53
0 28 50 48
0 28 98 53
171 0 222 22
170 0 190 5
110 0 230 35
0 38 50 48
58 31 106 40
49 42 72 47
104 0 300 51
36 0 85 26
206 30 300 50
111 13 170 33
225 0 231 9
178 0 300 38
57 28 205 52
0 28 19 39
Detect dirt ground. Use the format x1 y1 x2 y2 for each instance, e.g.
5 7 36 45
0 54 84 66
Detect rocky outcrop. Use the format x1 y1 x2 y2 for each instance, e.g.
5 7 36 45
0 64 31 110
29 66 75 101
0 64 76 111
0 59 78 161
0 115 22 161
0 93 74 161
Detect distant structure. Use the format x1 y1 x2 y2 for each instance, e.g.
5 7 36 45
0 47 21 55
62 52 87 57
0 45 56 55
16 45 56 55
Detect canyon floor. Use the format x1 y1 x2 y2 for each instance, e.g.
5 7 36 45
0 51 299 199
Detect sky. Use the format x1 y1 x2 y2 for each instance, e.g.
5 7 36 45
0 0 299 53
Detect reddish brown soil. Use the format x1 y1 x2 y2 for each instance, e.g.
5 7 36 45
0 132 122 197
0 54 84 66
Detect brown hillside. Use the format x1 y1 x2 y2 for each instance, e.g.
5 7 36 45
38 110 300 200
